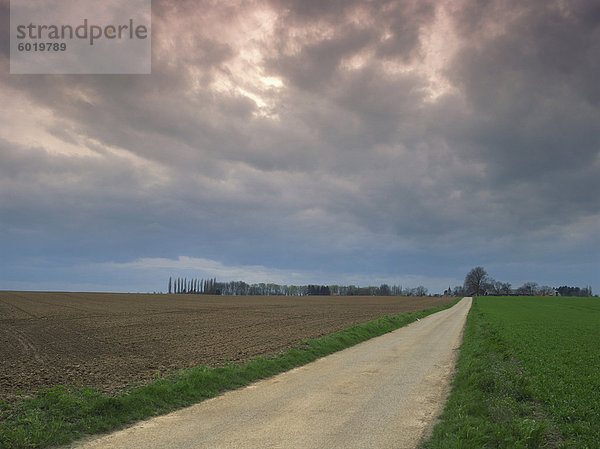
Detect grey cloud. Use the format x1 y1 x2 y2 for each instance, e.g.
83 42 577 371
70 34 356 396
437 0 600 232
374 0 435 61
331 67 428 147
1 0 598 292
0 139 164 223
266 25 376 91
266 0 436 92
268 0 363 23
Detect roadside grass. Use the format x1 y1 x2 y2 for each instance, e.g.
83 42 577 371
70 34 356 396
0 298 460 449
423 296 600 449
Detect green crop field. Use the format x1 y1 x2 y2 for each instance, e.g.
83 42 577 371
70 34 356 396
424 296 600 449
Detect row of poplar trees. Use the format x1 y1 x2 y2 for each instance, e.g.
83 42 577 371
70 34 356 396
168 277 219 294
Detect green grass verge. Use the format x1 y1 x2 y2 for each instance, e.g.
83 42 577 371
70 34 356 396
0 298 460 449
422 296 600 449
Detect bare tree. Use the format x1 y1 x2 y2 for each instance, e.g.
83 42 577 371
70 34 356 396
379 284 391 296
538 285 555 296
412 286 428 296
487 280 512 296
516 282 539 296
464 266 489 296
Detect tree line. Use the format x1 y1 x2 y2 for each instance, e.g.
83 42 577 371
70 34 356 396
458 267 594 297
168 277 430 296
168 277 219 294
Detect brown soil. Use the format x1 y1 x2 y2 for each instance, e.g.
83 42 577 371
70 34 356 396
0 291 455 401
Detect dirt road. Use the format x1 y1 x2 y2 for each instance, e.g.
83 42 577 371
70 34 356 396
73 297 472 449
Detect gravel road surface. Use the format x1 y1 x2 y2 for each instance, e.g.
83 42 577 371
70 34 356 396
73 297 472 449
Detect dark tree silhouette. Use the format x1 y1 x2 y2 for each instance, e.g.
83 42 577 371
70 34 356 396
464 266 489 296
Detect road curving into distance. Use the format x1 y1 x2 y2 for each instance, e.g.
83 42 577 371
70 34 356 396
72 297 472 449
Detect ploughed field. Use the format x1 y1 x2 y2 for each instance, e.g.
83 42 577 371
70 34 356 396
0 291 455 401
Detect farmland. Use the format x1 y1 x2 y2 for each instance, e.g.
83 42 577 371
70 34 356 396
425 296 600 448
0 291 455 401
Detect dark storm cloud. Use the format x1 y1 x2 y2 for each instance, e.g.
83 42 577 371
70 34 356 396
266 0 436 91
266 25 375 91
269 0 435 55
1 0 598 292
0 138 166 232
439 0 600 235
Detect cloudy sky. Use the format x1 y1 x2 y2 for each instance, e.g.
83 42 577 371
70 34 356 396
1 0 599 294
